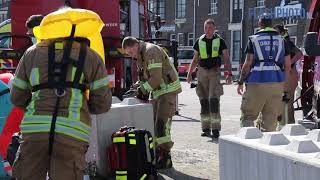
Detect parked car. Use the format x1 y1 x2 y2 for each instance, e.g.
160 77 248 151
177 46 195 77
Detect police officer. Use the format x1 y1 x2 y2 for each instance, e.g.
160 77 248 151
187 18 232 138
274 24 303 125
122 36 181 169
237 13 291 132
10 9 112 179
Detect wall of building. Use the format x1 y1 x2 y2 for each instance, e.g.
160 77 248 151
158 0 231 51
149 0 314 65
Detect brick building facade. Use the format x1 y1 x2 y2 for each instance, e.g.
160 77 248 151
149 0 313 66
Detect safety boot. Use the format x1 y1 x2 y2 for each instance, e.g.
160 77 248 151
212 129 220 138
201 129 211 137
156 148 173 169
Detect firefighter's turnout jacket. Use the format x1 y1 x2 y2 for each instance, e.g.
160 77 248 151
138 41 182 98
11 40 112 143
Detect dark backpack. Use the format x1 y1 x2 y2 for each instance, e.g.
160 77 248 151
107 126 157 180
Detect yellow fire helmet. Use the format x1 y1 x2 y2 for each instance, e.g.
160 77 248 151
33 8 105 61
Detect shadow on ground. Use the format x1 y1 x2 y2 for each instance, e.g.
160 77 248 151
173 115 200 122
158 167 209 180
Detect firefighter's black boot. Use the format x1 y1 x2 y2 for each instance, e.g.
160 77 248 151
212 129 220 138
201 129 211 137
156 148 173 170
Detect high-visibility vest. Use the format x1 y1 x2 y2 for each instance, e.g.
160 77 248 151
246 27 286 84
198 34 220 59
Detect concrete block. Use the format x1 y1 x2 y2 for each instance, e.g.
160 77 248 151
112 96 121 104
86 100 154 178
314 153 320 159
285 140 320 153
280 124 308 136
120 97 144 105
306 129 320 142
220 128 320 180
236 127 263 139
259 132 290 145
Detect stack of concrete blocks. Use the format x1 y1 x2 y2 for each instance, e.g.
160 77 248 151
86 97 154 178
220 124 320 180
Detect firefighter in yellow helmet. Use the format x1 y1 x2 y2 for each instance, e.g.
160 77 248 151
11 8 112 179
187 18 232 138
122 36 181 169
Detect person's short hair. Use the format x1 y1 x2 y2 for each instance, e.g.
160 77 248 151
122 36 139 49
204 18 215 26
274 24 287 33
259 13 272 27
25 15 44 29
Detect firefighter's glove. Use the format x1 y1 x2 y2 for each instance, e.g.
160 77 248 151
123 89 138 99
282 92 290 103
136 87 149 101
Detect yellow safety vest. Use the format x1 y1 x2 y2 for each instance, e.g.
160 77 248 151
198 34 220 59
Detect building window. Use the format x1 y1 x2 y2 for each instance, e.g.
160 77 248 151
148 0 165 20
178 33 184 46
210 0 218 15
176 0 186 19
170 34 176 41
290 36 297 45
256 0 265 7
0 13 5 22
232 0 243 23
233 0 238 10
148 1 154 12
188 33 194 46
159 0 165 20
232 31 241 62
284 24 298 43
233 0 243 10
